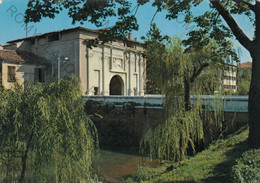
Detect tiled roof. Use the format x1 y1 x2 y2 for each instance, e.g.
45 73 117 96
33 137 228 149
7 27 101 43
238 62 252 69
0 50 50 65
7 26 143 45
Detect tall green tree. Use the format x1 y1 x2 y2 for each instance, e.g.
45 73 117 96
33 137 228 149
143 24 223 110
24 0 259 148
0 76 98 183
142 23 169 94
165 37 223 110
237 68 251 95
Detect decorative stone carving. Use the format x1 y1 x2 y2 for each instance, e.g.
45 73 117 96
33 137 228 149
112 57 124 71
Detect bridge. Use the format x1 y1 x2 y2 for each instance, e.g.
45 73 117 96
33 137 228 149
83 95 248 148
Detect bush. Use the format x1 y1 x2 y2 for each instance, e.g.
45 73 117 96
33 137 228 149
232 149 260 183
124 166 156 183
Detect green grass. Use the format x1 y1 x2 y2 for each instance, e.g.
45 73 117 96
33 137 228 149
125 126 250 183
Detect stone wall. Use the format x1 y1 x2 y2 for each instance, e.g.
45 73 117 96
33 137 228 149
85 100 163 148
84 95 249 148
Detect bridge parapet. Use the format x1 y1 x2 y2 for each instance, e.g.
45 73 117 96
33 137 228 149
83 95 248 112
83 95 165 109
191 95 248 112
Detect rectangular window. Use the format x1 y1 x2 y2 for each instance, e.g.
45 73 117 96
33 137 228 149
94 87 99 95
30 38 35 45
34 68 45 83
8 66 16 82
48 33 59 42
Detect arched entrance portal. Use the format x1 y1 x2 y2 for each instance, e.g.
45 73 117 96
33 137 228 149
109 75 124 95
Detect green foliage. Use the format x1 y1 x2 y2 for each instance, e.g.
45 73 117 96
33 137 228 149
232 149 260 183
140 37 224 162
131 126 249 183
0 75 98 182
237 69 251 95
123 166 156 183
141 103 204 161
142 23 169 94
144 26 224 95
25 1 139 47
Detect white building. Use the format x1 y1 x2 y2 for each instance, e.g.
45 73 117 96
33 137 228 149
7 27 146 96
223 63 237 92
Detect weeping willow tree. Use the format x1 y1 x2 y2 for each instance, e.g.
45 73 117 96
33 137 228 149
0 75 98 183
141 37 226 161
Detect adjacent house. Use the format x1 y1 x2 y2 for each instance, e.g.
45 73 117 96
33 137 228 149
223 63 237 92
0 49 50 89
6 27 146 96
238 61 252 73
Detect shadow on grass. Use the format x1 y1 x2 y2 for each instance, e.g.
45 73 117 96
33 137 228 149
201 140 248 183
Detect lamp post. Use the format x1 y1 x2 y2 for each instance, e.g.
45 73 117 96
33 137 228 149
58 56 69 79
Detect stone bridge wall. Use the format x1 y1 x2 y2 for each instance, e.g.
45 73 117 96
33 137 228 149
84 95 248 148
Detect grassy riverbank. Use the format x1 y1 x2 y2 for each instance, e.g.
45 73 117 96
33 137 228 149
125 125 259 182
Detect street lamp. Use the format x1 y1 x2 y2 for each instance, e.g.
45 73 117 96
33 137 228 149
58 56 69 79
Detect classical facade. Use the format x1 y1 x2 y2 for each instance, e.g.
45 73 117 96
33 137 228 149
7 27 146 96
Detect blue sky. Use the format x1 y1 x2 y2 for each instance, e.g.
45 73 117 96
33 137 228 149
0 0 254 63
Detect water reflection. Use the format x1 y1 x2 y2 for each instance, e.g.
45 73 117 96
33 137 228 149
95 149 158 183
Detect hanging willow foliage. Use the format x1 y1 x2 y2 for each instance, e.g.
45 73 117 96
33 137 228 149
0 75 98 183
141 37 225 162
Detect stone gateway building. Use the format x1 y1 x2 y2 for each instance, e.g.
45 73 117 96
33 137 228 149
6 27 146 96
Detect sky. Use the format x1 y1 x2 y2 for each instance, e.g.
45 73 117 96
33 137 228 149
0 0 254 63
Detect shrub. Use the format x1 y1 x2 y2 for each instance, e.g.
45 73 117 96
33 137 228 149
124 166 156 183
232 149 260 183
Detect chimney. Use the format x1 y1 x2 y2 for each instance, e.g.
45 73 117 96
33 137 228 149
134 38 138 42
128 33 133 40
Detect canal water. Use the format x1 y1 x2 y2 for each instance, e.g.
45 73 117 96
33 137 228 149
95 149 159 183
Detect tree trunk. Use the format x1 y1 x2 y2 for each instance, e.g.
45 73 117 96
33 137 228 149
19 149 29 183
248 7 260 149
18 133 33 183
248 52 260 148
184 78 191 111
248 53 260 148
